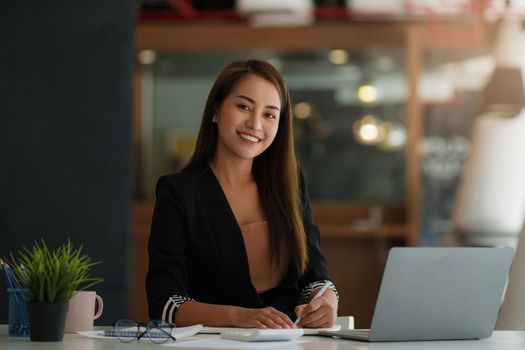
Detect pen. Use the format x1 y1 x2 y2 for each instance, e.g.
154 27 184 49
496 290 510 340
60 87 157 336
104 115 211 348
294 281 330 325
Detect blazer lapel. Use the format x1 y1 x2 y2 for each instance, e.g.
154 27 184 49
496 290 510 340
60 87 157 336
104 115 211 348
201 168 263 306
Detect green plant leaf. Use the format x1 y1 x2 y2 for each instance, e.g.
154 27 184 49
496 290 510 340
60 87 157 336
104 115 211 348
7 239 104 303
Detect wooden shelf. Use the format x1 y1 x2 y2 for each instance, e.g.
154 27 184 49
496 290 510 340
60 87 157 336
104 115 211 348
136 21 492 51
136 22 406 50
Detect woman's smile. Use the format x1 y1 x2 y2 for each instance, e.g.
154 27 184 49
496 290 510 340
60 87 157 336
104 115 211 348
238 131 261 144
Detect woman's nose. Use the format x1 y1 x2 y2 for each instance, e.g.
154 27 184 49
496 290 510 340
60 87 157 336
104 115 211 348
246 112 262 131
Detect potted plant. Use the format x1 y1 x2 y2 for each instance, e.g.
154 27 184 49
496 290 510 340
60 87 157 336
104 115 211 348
9 240 103 341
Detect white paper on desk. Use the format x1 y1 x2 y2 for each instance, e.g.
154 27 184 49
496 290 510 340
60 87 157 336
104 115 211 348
78 324 204 340
78 330 114 340
201 324 341 335
163 336 308 349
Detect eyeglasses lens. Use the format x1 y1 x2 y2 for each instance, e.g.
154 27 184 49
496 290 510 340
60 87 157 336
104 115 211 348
114 319 140 343
146 319 174 344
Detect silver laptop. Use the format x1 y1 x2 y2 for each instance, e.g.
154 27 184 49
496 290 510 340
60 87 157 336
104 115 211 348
320 247 513 342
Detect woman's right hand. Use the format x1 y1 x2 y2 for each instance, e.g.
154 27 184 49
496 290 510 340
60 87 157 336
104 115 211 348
232 306 296 328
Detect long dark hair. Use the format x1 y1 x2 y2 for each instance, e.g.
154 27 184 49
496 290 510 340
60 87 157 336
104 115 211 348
183 60 308 276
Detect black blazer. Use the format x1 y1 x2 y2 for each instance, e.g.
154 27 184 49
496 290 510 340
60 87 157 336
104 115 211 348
146 166 331 321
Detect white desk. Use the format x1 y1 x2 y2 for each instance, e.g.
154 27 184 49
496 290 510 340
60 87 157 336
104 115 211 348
2 326 525 349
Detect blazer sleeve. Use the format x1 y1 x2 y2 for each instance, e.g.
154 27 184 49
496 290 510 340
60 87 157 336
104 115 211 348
297 170 331 291
146 175 191 322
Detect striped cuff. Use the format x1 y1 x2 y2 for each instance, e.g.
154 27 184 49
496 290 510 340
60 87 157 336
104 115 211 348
300 280 339 303
161 295 195 324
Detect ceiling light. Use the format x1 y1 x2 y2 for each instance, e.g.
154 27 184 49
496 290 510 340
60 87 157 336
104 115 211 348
357 84 378 104
353 114 385 145
138 50 157 65
293 102 312 119
329 49 349 65
378 122 407 151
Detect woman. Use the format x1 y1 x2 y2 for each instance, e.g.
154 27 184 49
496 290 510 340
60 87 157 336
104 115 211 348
146 60 338 329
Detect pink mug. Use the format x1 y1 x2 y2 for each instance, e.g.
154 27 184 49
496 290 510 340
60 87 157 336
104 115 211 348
64 291 103 333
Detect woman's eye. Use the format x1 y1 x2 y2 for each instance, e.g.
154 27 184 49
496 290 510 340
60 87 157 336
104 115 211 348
266 112 277 119
237 104 250 111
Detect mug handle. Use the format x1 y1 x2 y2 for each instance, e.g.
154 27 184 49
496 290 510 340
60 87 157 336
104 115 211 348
93 295 104 320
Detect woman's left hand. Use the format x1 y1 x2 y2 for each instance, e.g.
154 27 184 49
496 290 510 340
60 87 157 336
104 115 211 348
294 288 338 328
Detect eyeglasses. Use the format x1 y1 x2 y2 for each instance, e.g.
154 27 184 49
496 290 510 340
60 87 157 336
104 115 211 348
105 319 176 344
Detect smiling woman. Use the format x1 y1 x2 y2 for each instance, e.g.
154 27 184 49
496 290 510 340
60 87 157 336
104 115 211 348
214 74 281 162
146 60 339 329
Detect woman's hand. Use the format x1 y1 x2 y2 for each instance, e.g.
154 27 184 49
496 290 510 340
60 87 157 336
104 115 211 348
232 306 296 329
294 288 338 328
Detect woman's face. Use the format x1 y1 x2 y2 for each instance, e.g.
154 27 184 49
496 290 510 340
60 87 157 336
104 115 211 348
214 74 281 162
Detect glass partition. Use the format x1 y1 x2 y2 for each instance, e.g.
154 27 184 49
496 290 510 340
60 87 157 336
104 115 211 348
136 49 407 202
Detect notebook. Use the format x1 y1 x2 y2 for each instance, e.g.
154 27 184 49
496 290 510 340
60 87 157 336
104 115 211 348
319 247 513 342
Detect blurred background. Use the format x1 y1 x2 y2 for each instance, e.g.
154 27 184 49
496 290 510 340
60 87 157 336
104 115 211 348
2 0 525 329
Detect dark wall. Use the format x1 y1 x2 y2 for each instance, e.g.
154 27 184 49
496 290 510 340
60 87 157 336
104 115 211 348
0 1 133 325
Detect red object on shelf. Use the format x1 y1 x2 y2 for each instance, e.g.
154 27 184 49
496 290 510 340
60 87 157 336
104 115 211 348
136 9 245 21
135 6 354 22
136 2 509 23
